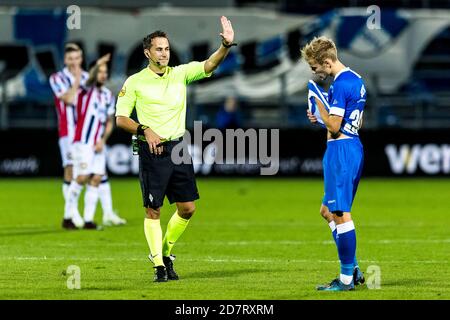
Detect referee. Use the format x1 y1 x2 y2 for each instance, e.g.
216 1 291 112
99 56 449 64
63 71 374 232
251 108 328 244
116 16 235 282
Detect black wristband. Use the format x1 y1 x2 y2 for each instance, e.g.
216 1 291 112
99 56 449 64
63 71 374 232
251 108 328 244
137 124 149 136
222 41 237 48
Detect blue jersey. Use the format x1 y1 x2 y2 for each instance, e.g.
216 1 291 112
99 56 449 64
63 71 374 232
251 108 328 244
327 68 366 137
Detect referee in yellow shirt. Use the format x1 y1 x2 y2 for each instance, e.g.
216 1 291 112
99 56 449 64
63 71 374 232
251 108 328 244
116 16 235 282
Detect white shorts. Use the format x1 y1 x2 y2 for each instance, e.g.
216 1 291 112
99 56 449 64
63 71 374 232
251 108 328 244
58 136 74 167
72 142 106 178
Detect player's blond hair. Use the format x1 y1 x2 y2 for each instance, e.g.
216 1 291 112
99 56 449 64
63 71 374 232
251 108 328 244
301 36 338 65
64 42 82 55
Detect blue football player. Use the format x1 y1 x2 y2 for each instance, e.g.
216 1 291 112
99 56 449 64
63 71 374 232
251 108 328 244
302 36 366 291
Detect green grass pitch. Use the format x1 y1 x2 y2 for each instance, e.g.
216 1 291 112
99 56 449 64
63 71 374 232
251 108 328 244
0 178 449 300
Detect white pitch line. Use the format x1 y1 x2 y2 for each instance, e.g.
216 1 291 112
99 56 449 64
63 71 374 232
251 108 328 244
0 239 448 249
193 222 431 227
201 239 450 245
0 256 448 265
373 239 450 244
0 221 434 230
0 224 53 228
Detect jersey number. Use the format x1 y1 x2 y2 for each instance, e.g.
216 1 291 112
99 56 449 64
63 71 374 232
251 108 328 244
350 110 363 129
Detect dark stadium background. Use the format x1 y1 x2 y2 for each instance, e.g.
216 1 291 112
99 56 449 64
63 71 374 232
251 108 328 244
1 0 449 178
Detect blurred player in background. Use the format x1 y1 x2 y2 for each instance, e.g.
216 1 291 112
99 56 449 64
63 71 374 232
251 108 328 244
116 16 236 282
98 166 126 226
86 60 127 227
49 43 88 230
64 54 125 229
302 36 366 291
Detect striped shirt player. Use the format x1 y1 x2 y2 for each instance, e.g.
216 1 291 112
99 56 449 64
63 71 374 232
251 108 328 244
72 85 115 178
50 43 87 230
49 67 89 167
64 57 126 230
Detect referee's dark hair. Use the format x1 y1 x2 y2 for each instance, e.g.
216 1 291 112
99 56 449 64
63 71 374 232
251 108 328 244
143 31 169 50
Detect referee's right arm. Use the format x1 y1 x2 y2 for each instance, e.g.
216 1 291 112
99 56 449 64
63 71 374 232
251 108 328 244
115 77 138 133
116 116 139 134
116 117 164 155
115 79 164 154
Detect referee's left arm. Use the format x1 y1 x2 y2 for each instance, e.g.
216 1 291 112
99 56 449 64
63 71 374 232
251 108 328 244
204 16 235 74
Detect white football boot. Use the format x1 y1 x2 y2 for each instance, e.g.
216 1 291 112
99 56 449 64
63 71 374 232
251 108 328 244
103 211 127 226
71 210 85 228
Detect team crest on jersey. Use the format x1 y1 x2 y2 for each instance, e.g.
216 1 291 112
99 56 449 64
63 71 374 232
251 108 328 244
118 86 126 97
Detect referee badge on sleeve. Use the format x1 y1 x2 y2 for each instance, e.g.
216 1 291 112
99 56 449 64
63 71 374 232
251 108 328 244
118 86 126 97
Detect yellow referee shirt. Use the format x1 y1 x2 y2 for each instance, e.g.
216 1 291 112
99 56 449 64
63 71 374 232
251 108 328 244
115 61 212 140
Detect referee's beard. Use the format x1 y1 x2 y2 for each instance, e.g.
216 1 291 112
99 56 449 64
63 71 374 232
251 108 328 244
149 59 168 70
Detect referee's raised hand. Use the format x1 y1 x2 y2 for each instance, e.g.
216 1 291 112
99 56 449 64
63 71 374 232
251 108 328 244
144 127 164 155
219 15 234 46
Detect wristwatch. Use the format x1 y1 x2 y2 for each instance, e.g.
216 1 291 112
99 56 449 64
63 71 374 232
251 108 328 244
137 124 149 136
222 40 237 48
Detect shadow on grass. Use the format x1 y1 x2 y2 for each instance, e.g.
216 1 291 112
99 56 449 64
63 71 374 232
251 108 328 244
380 278 431 287
184 268 267 279
0 229 66 237
77 287 125 291
0 220 140 237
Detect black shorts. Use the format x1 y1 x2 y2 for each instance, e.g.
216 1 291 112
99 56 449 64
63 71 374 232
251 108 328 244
138 139 199 209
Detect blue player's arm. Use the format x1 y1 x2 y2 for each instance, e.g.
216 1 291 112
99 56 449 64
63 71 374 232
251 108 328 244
306 109 318 124
314 97 343 136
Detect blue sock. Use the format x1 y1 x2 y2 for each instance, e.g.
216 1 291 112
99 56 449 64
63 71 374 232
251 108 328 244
329 221 358 269
336 221 357 285
353 255 359 269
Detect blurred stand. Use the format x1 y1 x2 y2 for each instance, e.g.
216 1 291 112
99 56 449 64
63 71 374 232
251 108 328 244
216 96 243 129
1 2 450 131
0 62 6 130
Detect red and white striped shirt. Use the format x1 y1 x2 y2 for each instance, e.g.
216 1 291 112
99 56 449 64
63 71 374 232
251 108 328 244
49 67 89 139
73 85 115 147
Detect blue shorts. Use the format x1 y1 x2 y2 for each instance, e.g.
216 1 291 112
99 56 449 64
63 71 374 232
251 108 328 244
322 137 364 213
